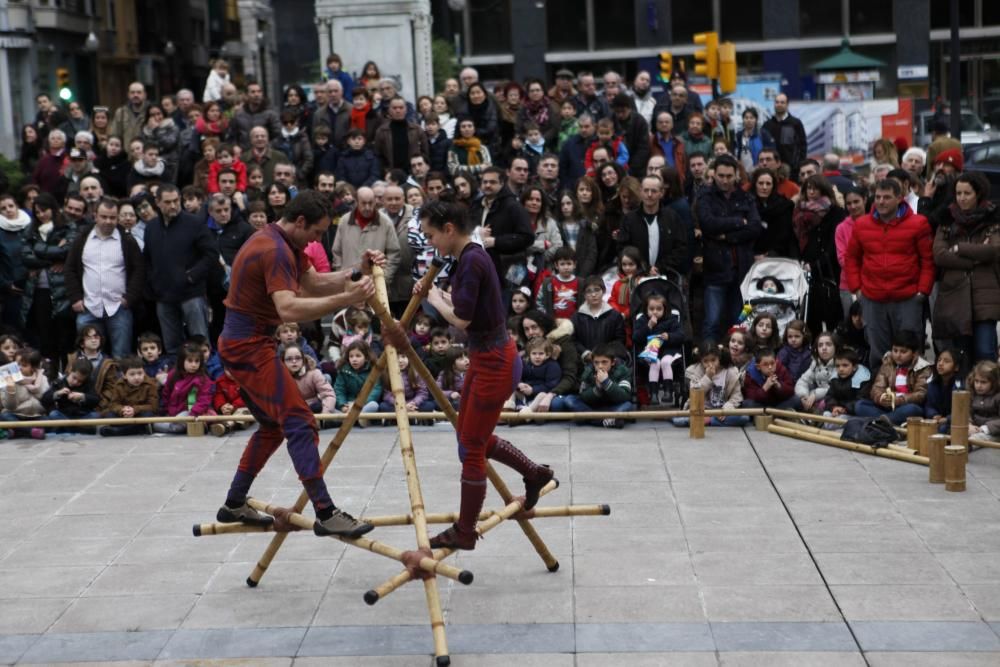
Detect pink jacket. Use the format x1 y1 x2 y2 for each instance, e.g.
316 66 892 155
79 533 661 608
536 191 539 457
835 217 855 291
293 368 336 413
161 371 215 416
304 242 331 272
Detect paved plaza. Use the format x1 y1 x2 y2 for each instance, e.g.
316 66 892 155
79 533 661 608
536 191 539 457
0 421 999 666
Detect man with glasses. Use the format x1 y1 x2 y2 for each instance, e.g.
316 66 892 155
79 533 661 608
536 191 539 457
143 184 217 355
111 81 150 147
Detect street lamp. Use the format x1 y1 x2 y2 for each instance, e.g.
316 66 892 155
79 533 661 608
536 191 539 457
164 41 176 57
83 31 99 52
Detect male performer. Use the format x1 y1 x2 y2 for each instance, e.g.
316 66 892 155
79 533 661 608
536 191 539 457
215 190 383 537
419 200 555 549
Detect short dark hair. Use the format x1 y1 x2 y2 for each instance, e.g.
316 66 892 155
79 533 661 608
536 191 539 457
552 246 576 263
345 128 365 140
96 197 119 213
714 154 739 172
834 349 860 366
754 346 777 362
591 342 618 361
420 200 470 233
481 165 506 182
118 356 145 372
281 189 333 227
874 178 903 197
137 331 163 350
429 327 451 341
687 151 708 163
181 185 205 200
69 357 93 377
582 275 604 293
15 346 41 369
156 183 180 200
891 330 921 353
758 148 780 162
799 158 820 172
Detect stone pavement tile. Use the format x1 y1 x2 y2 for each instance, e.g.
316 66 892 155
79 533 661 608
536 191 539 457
448 552 573 588
691 552 823 586
32 513 150 541
574 551 695 587
830 584 980 621
313 583 438 626
573 520 687 554
911 520 1000 552
447 622 576 654
570 480 673 504
850 620 1000 651
21 661 153 667
718 651 865 666
156 659 291 667
181 590 324 629
678 506 794 529
435 655 574 667
701 585 843 622
902 499 1000 523
293 658 425 666
773 479 888 502
574 585 707 623
0 634 36 664
683 526 806 554
782 499 906 526
812 552 953 585
0 565 103 597
50 594 198 632
962 584 1000 619
139 512 221 538
158 627 306 660
710 621 856 651
577 653 717 666
570 442 664 463
760 457 868 482
663 460 769 483
575 622 715 652
0 491 76 516
297 624 433 656
670 481 783 508
0 597 72 633
227 530 349 562
86 562 222 596
600 501 682 528
206 560 337 593
796 522 928 554
571 460 669 483
59 490 177 515
115 535 242 565
936 552 1000 584
446 585 573 623
2 536 131 568
19 630 172 663
866 653 1000 667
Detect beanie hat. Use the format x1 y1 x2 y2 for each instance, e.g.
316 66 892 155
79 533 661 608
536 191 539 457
933 148 963 171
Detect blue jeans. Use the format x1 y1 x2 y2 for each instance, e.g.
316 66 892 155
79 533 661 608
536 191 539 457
703 282 744 344
551 393 633 425
853 399 923 425
46 409 100 434
672 415 751 427
77 307 134 359
958 321 999 362
156 296 210 356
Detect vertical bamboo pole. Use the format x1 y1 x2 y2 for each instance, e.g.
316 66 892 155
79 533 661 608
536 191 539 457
754 414 773 431
905 416 921 451
917 419 937 458
689 387 705 439
951 390 971 450
928 434 948 484
944 444 967 492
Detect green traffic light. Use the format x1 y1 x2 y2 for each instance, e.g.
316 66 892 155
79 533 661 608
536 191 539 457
59 87 73 101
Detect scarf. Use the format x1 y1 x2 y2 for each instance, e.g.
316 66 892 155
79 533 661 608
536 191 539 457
452 136 482 165
525 138 545 155
38 221 54 241
351 102 371 131
195 116 229 136
524 97 551 127
0 209 31 233
948 201 996 232
133 159 165 177
792 196 831 254
281 126 300 139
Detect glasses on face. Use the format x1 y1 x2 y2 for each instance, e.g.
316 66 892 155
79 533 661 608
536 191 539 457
284 355 303 361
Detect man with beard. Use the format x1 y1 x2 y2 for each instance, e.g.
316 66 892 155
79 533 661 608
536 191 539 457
232 83 281 150
629 71 656 125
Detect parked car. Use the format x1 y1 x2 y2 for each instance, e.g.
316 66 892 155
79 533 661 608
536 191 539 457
964 140 1000 203
916 109 997 148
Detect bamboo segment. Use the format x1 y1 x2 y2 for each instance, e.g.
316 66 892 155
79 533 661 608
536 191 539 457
928 434 948 483
754 414 774 431
689 387 705 439
951 390 971 450
916 419 936 458
944 445 967 492
767 423 929 465
969 437 1000 451
906 417 921 451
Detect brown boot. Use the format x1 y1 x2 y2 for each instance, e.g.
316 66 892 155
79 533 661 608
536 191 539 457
487 437 557 510
429 478 485 550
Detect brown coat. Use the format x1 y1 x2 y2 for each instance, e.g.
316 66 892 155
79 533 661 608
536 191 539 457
104 376 160 416
869 353 933 406
66 353 119 411
373 121 429 171
932 205 1000 338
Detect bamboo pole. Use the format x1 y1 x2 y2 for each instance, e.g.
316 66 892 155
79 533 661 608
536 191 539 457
928 434 948 483
968 436 1000 450
951 390 971 450
944 445 967 492
243 261 444 588
688 387 705 438
916 419 936 458
193 503 611 536
767 422 929 465
906 416 921 451
244 499 472 584
364 480 560 605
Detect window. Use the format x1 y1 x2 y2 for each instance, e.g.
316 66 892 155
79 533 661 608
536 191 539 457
986 1 1000 26
849 1 892 35
594 0 635 49
721 0 762 41
468 0 511 55
931 0 974 29
672 5 712 45
547 0 588 51
800 0 842 37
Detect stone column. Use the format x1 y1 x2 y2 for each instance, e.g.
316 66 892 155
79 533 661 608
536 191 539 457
412 6 433 97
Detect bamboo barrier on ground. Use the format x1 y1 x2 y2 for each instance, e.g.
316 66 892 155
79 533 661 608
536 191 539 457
766 420 929 466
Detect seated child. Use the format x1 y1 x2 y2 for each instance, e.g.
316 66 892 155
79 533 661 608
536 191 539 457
138 332 172 386
341 308 379 352
283 343 336 415
834 300 870 365
41 358 101 433
421 347 467 413
67 325 119 410
742 347 800 410
210 369 252 436
511 337 561 415
672 343 748 427
98 356 160 437
748 313 781 354
379 352 428 413
824 349 872 419
0 334 22 365
552 342 632 429
924 348 965 433
187 334 224 380
633 292 684 406
423 327 453 379
333 340 382 422
967 361 1000 440
154 343 216 434
778 319 813 382
854 330 931 425
535 247 580 319
276 322 320 363
794 331 837 413
409 312 434 352
0 347 49 439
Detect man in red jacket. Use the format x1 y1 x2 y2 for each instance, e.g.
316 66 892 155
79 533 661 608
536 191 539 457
844 179 935 368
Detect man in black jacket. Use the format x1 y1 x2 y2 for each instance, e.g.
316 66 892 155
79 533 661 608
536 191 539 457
467 166 533 289
762 94 808 178
618 175 687 277
144 184 217 355
558 113 595 191
64 197 145 358
612 93 651 175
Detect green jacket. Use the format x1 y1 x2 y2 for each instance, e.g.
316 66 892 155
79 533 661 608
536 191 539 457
579 361 632 406
333 363 382 408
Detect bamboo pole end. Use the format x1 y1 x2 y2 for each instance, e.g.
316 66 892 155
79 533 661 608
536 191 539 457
547 561 560 572
364 589 380 605
436 655 451 666
754 414 774 431
458 570 474 585
600 504 611 515
192 524 202 537
245 577 258 588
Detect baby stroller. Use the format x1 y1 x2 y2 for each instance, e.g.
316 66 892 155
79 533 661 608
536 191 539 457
739 258 809 336
630 271 690 407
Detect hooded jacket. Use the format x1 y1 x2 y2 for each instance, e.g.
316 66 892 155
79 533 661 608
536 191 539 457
743 357 795 405
794 357 836 400
293 367 336 413
869 352 933 406
212 373 247 412
685 363 743 410
104 376 159 416
161 370 215 416
570 301 626 360
545 317 580 396
826 365 872 414
0 371 49 416
578 360 632 407
333 362 382 407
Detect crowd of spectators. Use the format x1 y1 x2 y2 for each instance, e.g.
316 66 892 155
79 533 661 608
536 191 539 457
2 54 998 435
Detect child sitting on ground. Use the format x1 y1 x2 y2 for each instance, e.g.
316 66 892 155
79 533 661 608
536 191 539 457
333 340 382 422
379 352 428 414
535 247 581 319
188 334 224 380
422 347 468 412
967 361 1000 440
794 331 837 414
777 319 813 382
409 312 434 352
824 349 872 419
98 356 160 437
0 334 21 364
138 332 172 386
42 358 101 434
154 343 216 434
276 322 320 363
924 348 965 433
854 330 932 425
510 337 561 416
748 313 781 354
423 328 453 379
742 347 800 409
210 369 252 436
553 342 633 429
0 347 49 440
673 343 748 427
284 343 336 415
67 325 119 410
633 291 684 406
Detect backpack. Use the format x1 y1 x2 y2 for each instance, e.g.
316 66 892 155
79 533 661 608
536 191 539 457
841 415 898 449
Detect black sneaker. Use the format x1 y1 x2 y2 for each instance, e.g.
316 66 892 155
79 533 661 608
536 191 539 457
216 501 274 527
313 508 374 538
